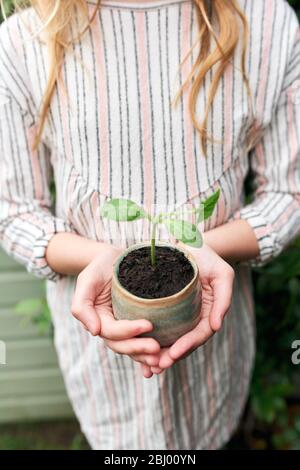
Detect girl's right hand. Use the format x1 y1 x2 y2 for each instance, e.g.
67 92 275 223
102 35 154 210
71 244 161 368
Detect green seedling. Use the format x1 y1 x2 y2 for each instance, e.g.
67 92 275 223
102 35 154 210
101 189 220 267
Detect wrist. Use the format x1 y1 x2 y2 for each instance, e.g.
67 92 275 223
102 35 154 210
83 240 122 267
46 232 123 276
202 230 223 258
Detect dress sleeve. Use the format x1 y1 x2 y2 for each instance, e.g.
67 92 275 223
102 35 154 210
233 24 300 267
0 18 74 281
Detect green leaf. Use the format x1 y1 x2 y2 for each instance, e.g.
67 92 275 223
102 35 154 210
165 219 203 248
197 189 220 223
100 199 146 222
14 298 42 316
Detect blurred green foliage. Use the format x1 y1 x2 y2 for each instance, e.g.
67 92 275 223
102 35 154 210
1 0 300 450
249 241 300 449
0 0 13 21
14 293 53 336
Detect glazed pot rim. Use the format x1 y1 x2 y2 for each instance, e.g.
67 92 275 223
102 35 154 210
112 241 199 304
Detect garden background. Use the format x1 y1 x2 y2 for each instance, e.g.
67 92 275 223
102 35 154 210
0 0 300 450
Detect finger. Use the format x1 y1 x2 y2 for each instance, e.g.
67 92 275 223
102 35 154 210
141 364 153 379
72 274 102 335
209 270 234 332
104 337 160 356
72 303 101 336
100 309 154 341
150 366 164 375
169 317 213 361
131 354 160 367
158 349 175 369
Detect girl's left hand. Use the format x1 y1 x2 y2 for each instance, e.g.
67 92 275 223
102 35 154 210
141 243 235 378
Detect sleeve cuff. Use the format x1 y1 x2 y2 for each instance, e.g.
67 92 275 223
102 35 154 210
232 206 278 267
30 219 74 282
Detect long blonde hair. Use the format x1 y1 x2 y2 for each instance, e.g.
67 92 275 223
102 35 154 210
1 0 251 152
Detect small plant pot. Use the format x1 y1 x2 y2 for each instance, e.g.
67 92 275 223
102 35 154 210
111 242 201 347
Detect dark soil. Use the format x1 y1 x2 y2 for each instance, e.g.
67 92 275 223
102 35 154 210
118 246 194 299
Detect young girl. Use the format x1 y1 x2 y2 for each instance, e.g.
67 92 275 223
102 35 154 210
0 0 299 450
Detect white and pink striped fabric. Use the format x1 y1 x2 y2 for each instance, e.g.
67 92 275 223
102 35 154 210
0 0 300 449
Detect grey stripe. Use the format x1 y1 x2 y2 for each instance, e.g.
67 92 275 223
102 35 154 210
158 9 169 206
89 24 101 189
165 7 177 203
111 10 125 196
178 3 189 201
145 11 156 207
118 10 132 198
131 11 145 203
76 11 90 181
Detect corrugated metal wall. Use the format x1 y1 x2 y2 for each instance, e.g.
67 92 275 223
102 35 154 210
0 249 73 423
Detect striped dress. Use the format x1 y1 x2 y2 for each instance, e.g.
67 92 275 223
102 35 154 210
0 0 300 450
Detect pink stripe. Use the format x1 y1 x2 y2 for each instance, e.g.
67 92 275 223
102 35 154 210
240 267 254 318
58 279 69 372
181 1 198 199
91 16 110 196
136 12 154 216
26 126 43 201
207 363 215 419
19 214 53 233
57 77 73 164
273 198 300 230
13 244 32 259
224 62 233 169
91 192 102 240
206 357 216 449
78 331 102 448
227 319 234 437
239 268 254 412
255 142 268 187
257 0 274 118
66 170 78 228
216 187 226 226
287 90 299 193
98 342 121 449
133 364 145 448
179 362 195 448
35 257 48 267
255 226 271 239
159 373 175 449
240 266 254 401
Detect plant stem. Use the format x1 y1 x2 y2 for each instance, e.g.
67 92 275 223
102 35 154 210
151 223 157 267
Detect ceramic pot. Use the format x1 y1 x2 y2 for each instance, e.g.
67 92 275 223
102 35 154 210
111 242 201 347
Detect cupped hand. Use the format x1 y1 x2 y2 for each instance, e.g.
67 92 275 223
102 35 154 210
71 244 161 367
141 243 235 378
